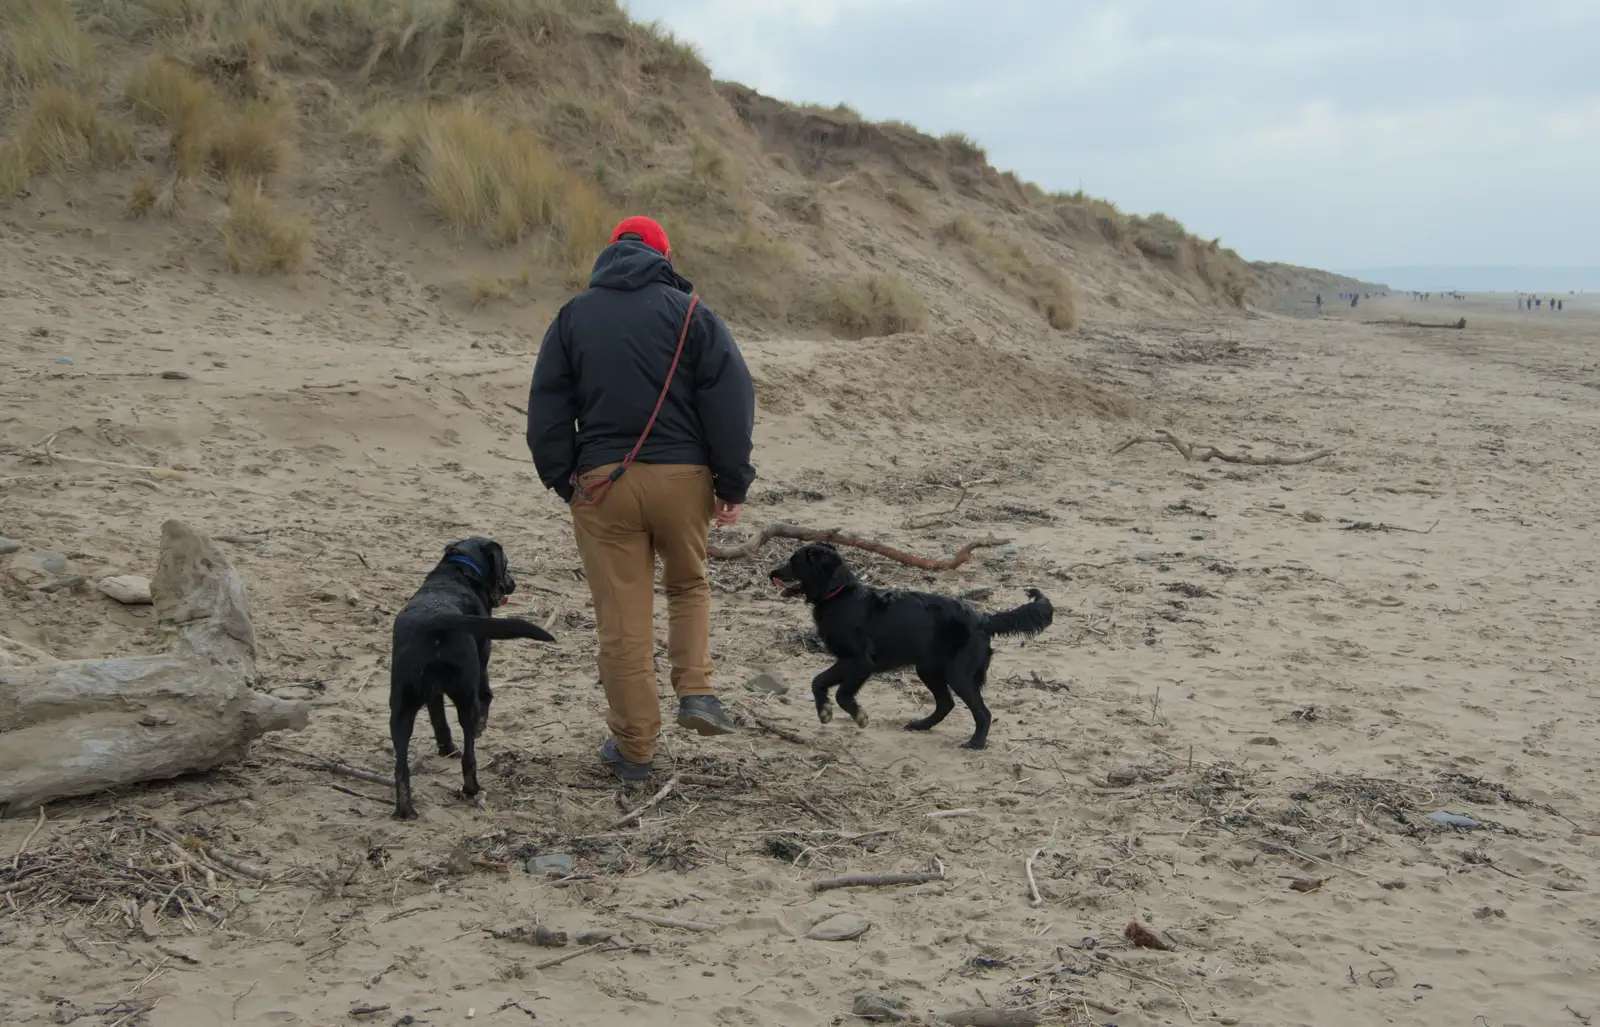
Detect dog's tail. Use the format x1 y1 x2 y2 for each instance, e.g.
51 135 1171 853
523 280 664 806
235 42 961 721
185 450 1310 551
981 588 1054 638
413 615 555 642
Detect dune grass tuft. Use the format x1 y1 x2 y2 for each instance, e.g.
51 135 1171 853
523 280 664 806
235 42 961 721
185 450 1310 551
822 272 929 339
384 101 610 263
218 178 309 273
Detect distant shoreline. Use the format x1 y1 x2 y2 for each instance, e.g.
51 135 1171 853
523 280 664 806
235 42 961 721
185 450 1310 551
1336 266 1600 292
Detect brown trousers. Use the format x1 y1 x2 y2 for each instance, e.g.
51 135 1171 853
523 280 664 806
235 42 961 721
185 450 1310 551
570 462 716 763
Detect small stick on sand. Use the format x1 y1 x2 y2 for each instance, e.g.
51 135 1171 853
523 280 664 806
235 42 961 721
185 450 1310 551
267 742 396 788
812 871 946 892
1112 429 1334 466
12 807 46 869
925 808 975 819
708 522 1009 569
606 773 681 830
1025 847 1044 908
751 717 812 747
206 848 272 881
531 942 618 970
628 912 718 933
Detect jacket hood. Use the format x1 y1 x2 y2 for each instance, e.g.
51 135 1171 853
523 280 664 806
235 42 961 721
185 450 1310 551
589 240 694 294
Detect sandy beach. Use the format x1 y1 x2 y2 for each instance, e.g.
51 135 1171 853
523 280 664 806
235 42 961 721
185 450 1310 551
3 219 1597 1027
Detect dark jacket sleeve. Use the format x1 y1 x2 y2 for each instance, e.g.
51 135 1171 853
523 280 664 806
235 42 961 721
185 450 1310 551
690 304 757 503
527 307 579 503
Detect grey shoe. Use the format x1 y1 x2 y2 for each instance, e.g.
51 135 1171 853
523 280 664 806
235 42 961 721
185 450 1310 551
600 738 653 782
677 695 737 736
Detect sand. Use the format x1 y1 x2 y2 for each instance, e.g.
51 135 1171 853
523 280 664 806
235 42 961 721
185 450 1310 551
3 239 1598 1027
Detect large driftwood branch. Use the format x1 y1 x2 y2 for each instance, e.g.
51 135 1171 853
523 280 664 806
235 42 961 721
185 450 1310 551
1112 430 1334 466
708 522 1009 569
0 520 308 815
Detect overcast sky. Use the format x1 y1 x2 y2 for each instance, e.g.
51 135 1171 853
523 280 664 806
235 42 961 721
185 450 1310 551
622 0 1599 277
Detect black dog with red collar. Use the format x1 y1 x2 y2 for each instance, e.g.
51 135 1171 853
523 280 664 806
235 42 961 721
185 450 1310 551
768 542 1053 750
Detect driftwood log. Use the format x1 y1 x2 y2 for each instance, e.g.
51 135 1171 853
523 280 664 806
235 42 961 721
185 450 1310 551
0 520 308 814
708 522 1009 569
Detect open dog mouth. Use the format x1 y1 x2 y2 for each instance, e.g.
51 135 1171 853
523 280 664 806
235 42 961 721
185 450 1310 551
770 575 803 599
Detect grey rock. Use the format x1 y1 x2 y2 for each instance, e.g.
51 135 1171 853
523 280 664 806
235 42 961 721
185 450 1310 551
525 853 576 876
744 672 788 695
54 356 73 365
807 912 871 941
852 992 909 1021
1424 810 1482 830
0 538 20 555
7 550 68 584
574 928 615 945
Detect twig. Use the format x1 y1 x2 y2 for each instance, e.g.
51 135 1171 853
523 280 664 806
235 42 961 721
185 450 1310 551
907 482 987 529
349 1005 390 1017
1024 848 1043 907
267 742 396 788
812 871 946 892
708 522 1009 569
1277 844 1370 879
606 773 681 830
751 717 811 746
206 848 271 881
531 941 618 970
926 808 975 819
628 912 718 933
1112 429 1333 466
11 806 46 870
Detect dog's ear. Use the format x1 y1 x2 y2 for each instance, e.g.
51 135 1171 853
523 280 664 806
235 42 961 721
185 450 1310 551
488 541 513 595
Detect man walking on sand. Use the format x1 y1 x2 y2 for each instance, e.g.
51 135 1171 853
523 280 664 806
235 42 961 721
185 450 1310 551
527 216 756 782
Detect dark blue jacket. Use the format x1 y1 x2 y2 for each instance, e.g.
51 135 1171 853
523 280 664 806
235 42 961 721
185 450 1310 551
527 241 757 504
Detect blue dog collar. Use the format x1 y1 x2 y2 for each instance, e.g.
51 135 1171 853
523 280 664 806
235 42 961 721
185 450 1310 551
446 554 485 579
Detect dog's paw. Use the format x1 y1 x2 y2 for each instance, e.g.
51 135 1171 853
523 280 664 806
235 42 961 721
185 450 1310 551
392 805 419 821
959 738 988 751
817 705 833 724
904 719 933 732
851 709 869 729
437 744 458 758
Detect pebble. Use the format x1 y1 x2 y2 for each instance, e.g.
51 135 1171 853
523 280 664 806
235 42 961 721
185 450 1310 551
8 551 69 582
744 671 788 695
0 538 20 555
97 574 154 605
1424 810 1482 830
55 356 73 365
1105 765 1142 787
807 912 871 941
852 992 909 1021
525 853 576 877
161 370 190 380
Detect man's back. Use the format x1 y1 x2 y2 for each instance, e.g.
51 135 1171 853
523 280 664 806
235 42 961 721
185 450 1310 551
527 240 756 505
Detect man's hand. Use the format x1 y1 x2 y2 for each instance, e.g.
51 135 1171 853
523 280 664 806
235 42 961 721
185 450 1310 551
714 500 742 527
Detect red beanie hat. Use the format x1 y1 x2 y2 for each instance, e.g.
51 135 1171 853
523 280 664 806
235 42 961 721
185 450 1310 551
611 216 671 259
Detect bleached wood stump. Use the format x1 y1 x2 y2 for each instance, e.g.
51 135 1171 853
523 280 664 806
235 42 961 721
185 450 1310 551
0 520 309 814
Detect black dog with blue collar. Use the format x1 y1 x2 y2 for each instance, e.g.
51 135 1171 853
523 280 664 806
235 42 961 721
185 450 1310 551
389 536 556 820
